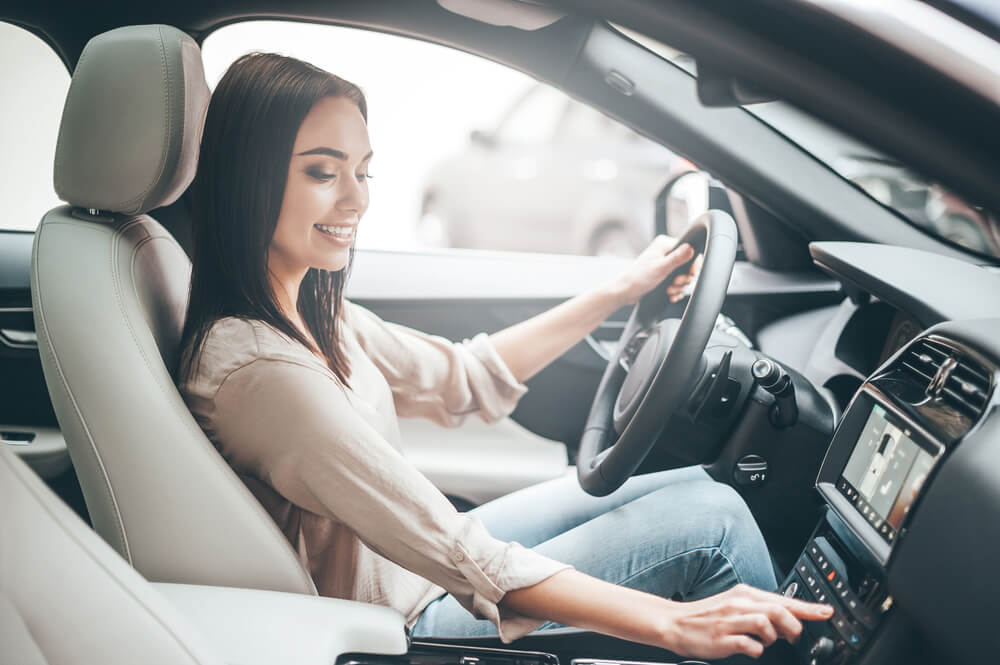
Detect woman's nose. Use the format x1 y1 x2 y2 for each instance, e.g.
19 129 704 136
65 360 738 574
337 175 367 213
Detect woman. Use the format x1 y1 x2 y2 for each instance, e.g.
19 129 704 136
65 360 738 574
178 52 832 660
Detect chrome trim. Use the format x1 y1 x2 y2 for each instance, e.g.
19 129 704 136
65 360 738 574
0 329 37 348
0 307 37 349
926 355 957 397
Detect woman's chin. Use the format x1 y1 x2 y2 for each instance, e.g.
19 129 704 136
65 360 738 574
312 250 352 273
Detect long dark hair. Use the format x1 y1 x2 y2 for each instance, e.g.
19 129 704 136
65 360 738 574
179 52 367 386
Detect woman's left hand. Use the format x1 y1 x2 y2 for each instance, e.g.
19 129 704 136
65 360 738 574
608 235 702 307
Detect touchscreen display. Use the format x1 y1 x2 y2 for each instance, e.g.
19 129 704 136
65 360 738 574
838 403 937 545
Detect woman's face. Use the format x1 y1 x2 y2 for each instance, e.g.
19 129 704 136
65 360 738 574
269 95 372 278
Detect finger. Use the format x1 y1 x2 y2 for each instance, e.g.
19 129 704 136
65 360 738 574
668 243 695 263
718 635 765 659
670 271 692 283
653 234 677 252
745 587 834 620
670 274 693 288
791 601 836 621
762 604 803 644
656 250 695 283
727 613 778 646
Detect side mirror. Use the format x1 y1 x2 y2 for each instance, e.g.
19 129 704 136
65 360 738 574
655 171 710 237
469 130 497 149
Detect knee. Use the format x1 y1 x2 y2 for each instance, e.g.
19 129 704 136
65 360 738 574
691 481 774 589
683 481 768 558
688 480 754 532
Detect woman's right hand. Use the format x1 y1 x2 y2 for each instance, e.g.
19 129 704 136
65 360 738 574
659 583 834 660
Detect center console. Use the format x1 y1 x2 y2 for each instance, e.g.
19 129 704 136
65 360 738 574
780 335 994 664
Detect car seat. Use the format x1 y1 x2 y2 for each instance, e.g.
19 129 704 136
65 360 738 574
30 24 315 595
0 442 222 665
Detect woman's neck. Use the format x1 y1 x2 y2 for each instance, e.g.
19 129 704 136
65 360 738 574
267 265 308 327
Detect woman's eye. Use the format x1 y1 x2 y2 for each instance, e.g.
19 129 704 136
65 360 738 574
357 173 374 182
307 168 336 182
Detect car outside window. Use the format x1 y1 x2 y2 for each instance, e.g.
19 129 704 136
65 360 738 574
493 86 568 145
0 23 71 232
203 21 678 257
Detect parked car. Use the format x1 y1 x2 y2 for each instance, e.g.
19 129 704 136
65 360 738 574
417 84 690 256
835 154 1000 256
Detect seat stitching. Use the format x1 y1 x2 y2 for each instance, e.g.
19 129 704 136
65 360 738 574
31 219 131 560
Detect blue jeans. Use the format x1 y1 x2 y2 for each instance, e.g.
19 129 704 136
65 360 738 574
412 466 776 637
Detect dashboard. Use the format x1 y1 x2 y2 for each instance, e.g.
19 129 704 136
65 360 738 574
768 242 1000 665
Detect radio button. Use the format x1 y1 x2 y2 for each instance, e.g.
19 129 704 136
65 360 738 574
831 612 868 651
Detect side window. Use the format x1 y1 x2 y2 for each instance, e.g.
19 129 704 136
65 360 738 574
0 23 71 231
559 102 631 143
493 86 568 145
203 21 673 257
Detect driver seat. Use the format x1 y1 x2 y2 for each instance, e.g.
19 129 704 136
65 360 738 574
31 25 315 595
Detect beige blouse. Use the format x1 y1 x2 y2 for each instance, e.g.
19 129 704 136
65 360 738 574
179 301 571 642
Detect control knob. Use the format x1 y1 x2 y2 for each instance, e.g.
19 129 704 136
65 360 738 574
808 636 838 665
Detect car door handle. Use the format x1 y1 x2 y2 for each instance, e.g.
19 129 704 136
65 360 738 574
0 328 37 348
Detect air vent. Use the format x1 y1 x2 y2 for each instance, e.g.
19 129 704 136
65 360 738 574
897 338 993 418
943 359 991 417
898 339 949 390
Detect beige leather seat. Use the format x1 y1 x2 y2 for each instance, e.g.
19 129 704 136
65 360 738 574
0 443 222 665
0 441 408 665
31 25 315 595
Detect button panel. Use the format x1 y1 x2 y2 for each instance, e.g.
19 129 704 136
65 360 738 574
785 537 891 659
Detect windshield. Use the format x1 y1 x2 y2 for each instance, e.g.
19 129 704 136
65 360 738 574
748 102 1000 258
614 25 1000 260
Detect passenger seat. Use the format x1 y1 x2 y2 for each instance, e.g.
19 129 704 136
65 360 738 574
0 443 220 665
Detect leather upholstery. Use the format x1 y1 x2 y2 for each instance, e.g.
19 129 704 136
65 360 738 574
0 444 221 665
31 25 317 595
54 25 209 215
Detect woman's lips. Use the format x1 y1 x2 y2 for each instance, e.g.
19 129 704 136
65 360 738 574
314 224 355 247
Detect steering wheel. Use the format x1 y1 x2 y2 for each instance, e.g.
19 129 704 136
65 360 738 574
577 210 739 496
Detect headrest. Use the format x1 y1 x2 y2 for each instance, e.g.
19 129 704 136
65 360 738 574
54 25 209 216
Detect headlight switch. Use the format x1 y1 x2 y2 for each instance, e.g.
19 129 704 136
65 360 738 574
734 454 769 487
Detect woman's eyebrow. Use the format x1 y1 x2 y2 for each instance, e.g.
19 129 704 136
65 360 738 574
297 147 374 162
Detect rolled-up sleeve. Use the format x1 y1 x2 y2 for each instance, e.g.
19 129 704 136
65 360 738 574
211 357 570 641
345 302 527 425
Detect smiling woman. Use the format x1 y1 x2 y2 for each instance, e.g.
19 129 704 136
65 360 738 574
181 52 369 384
174 50 831 659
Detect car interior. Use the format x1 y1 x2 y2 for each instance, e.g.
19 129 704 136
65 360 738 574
2 2 999 665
